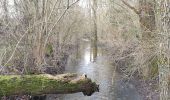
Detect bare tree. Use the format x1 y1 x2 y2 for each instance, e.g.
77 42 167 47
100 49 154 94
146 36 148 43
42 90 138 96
121 0 157 77
157 0 170 99
0 0 82 74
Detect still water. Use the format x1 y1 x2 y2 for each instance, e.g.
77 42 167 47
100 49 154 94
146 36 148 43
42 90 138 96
48 42 142 100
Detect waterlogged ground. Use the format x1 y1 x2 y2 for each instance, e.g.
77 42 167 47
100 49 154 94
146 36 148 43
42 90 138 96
46 42 142 100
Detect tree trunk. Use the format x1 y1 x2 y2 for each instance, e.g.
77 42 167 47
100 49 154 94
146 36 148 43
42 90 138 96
2 0 9 24
157 0 170 99
0 73 99 97
91 0 98 61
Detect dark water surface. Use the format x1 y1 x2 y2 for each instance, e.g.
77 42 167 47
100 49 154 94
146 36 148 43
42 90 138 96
47 42 142 100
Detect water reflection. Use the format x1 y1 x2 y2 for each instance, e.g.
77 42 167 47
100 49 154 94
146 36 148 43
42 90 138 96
54 41 142 100
84 45 91 65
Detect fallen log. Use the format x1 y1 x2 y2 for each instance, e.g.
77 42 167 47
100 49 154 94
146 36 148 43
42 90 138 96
0 73 99 97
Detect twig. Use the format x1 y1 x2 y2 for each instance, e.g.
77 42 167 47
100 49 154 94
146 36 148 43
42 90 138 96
121 0 140 15
43 0 80 50
4 21 45 66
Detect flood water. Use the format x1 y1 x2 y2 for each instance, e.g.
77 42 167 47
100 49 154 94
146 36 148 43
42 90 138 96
48 41 142 100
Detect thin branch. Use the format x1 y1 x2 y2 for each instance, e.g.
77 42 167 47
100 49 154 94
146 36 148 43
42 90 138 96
43 0 80 54
121 0 140 15
4 21 45 66
68 0 80 8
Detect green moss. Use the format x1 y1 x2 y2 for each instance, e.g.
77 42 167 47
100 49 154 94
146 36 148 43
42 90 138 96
45 43 53 56
149 55 170 78
5 64 13 67
150 57 158 78
0 74 85 97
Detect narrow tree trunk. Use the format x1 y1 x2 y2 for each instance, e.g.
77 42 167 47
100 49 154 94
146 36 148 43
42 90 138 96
91 0 98 61
0 73 99 97
3 0 9 24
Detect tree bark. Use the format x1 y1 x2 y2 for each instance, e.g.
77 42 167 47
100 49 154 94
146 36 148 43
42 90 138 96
157 0 170 99
0 73 99 97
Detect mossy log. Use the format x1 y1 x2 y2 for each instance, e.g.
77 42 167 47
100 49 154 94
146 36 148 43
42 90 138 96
0 73 99 97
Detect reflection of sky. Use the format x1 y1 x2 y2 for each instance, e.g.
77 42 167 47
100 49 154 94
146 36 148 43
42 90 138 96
83 45 91 65
63 42 141 100
62 42 116 100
